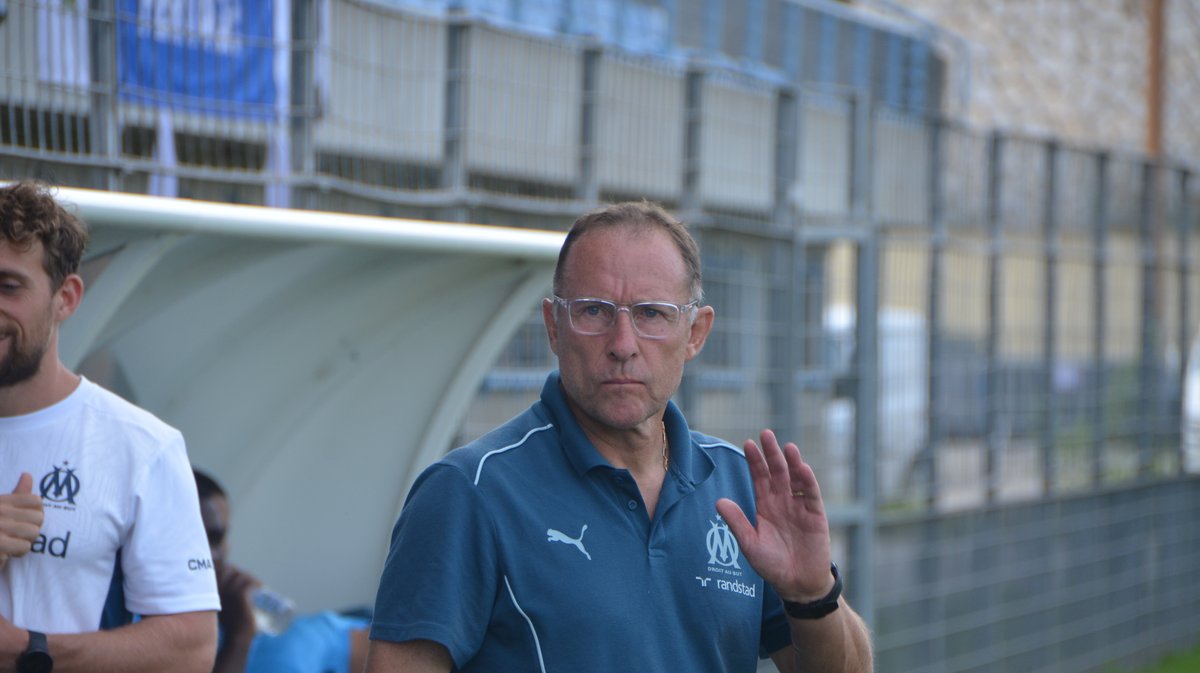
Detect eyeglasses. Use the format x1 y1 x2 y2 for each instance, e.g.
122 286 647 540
553 296 698 340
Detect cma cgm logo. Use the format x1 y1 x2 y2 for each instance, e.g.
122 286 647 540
706 518 741 569
40 463 81 505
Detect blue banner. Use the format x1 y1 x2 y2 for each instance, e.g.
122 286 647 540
117 0 276 118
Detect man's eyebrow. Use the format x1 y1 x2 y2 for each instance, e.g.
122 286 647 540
0 269 31 282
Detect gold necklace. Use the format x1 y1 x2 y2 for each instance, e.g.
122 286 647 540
661 423 669 472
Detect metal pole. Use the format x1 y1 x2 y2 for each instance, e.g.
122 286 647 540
681 67 704 215
851 91 878 629
1091 153 1110 485
678 60 705 411
576 44 601 204
920 114 947 658
1176 169 1193 471
1138 161 1159 478
290 0 317 210
1041 141 1060 494
853 230 879 628
442 14 469 222
677 55 706 410
985 131 1004 504
774 88 799 227
849 92 873 223
88 0 119 190
678 222 703 416
923 117 945 508
771 86 799 442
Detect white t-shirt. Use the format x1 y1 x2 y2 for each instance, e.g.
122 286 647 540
0 378 220 633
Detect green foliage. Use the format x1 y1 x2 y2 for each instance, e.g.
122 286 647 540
1120 642 1200 673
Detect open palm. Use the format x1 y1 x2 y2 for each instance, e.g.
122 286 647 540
716 429 835 602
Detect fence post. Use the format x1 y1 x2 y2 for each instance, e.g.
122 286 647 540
1139 161 1161 478
771 86 800 443
290 0 317 210
88 0 120 190
576 43 601 204
920 113 948 655
853 230 879 628
1041 140 1060 494
985 131 1004 503
923 117 945 508
442 12 470 222
1176 168 1194 471
774 87 799 227
676 59 705 413
1091 152 1110 485
849 92 873 223
681 66 704 215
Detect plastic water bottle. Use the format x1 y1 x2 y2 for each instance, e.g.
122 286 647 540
250 586 295 636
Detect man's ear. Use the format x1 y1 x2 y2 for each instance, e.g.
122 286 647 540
685 305 714 361
542 297 560 356
53 274 84 323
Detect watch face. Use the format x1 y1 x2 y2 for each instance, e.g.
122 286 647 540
17 650 52 673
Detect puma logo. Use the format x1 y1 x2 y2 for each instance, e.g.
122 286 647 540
546 525 591 560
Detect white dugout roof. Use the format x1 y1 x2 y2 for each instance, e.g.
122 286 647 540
56 188 563 612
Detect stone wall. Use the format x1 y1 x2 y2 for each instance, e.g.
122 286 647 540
883 0 1200 168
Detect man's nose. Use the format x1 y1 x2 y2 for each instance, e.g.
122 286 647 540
606 309 639 359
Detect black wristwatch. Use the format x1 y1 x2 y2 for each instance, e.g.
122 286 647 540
16 630 52 673
782 563 842 620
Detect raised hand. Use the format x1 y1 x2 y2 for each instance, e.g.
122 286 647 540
715 429 835 602
216 563 262 639
0 473 45 570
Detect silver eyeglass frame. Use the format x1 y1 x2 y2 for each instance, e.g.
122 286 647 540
551 295 699 340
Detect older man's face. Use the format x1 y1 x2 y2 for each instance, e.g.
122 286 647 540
544 225 713 436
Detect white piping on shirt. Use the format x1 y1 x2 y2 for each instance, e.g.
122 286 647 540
504 575 548 673
474 423 555 486
697 440 745 456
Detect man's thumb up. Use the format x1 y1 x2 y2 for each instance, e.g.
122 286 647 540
0 472 44 569
12 473 33 495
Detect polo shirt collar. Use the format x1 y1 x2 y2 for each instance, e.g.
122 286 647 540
538 371 715 486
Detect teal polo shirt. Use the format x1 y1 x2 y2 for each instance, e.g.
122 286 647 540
370 372 791 672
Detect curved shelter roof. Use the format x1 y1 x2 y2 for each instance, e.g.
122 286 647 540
56 188 563 611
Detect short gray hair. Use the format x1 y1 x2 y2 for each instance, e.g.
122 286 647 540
553 201 703 302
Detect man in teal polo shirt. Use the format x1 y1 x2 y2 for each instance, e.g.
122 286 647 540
366 202 873 673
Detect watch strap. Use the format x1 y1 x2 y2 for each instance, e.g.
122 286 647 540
782 563 842 620
17 630 53 673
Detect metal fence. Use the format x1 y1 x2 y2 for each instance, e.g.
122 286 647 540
3 1 1200 671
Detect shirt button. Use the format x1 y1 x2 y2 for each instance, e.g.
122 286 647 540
627 499 638 510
